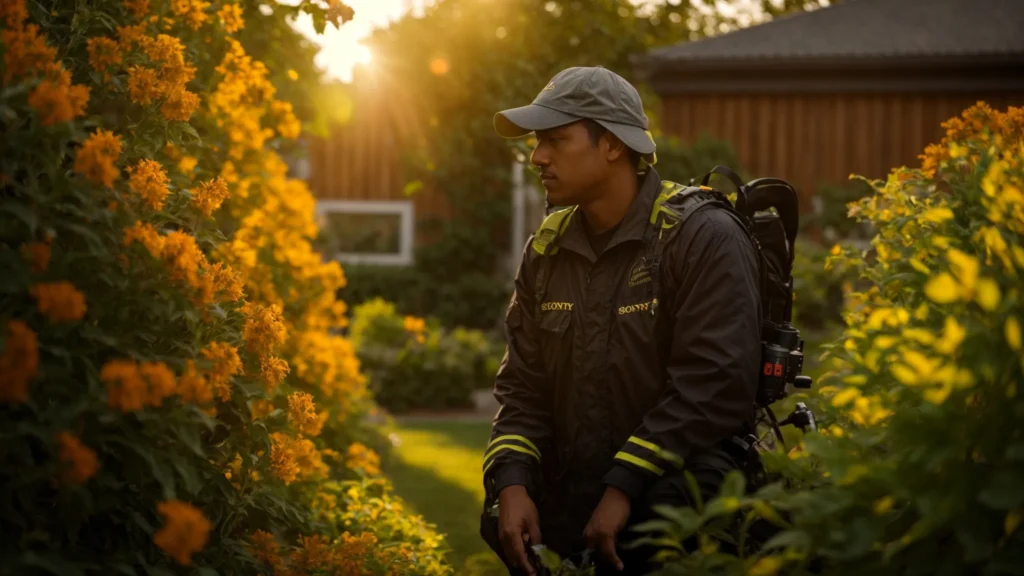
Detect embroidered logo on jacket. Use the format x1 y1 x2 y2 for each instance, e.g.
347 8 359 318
628 257 652 287
540 301 574 312
618 301 652 315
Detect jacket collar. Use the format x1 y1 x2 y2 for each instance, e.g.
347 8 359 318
556 168 662 262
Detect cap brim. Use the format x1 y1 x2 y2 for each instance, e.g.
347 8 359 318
595 119 656 155
494 104 581 138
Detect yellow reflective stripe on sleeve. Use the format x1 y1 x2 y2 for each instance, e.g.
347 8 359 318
614 451 665 476
627 436 661 454
482 444 540 470
487 435 541 459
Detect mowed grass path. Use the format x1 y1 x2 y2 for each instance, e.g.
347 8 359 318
382 418 508 575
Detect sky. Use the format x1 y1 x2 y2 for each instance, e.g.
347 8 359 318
290 0 433 83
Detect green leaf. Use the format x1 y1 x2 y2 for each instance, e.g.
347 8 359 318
979 468 1024 510
18 551 85 576
0 200 39 235
720 470 747 499
652 504 703 534
759 529 810 552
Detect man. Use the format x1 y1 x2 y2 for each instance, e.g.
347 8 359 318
480 66 763 575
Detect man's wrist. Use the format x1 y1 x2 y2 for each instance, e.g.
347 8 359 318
602 463 653 501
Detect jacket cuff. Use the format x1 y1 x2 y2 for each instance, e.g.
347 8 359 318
602 463 656 501
492 461 539 500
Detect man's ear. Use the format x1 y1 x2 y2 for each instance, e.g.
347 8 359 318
603 133 627 162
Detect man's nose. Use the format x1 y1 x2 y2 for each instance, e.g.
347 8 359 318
531 146 549 168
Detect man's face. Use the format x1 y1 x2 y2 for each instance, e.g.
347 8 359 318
530 121 611 207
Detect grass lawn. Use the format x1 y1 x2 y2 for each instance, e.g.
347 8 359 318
381 418 507 575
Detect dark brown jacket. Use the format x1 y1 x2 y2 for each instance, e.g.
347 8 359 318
483 167 762 505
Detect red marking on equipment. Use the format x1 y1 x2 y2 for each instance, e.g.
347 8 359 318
774 363 784 377
763 362 773 375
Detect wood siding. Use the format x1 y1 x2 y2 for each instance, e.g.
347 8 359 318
658 93 1024 209
305 86 452 227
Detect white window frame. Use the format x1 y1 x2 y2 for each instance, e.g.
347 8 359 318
315 199 415 266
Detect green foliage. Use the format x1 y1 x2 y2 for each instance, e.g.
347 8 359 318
651 133 747 186
791 237 860 331
641 103 1024 575
350 299 504 414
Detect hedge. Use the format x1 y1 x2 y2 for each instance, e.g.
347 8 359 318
0 1 450 574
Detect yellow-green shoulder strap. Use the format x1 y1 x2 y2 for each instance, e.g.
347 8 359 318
531 206 576 256
650 180 711 228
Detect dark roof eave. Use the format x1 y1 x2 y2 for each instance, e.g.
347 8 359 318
633 52 1024 76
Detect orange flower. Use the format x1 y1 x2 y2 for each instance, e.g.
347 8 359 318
248 530 283 572
0 320 39 404
153 500 211 565
27 69 90 126
123 0 150 20
260 355 289 393
217 3 244 33
74 129 122 188
56 432 99 484
20 241 50 273
30 281 87 323
345 442 381 476
123 221 166 257
269 432 300 485
128 159 171 210
287 392 322 436
191 177 230 217
140 361 176 406
86 36 122 78
126 65 161 104
115 24 147 52
1 0 28 28
170 0 210 30
1 24 57 83
199 342 242 401
101 359 147 412
242 303 287 358
177 359 214 405
161 87 200 122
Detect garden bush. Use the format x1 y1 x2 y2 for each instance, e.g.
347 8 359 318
350 298 504 414
609 102 1024 575
0 1 450 574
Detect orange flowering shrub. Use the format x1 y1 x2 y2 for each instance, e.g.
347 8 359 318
0 0 448 573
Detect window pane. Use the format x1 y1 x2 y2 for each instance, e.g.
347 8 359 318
317 211 402 255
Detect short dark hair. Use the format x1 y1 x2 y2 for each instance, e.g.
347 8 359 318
579 118 642 168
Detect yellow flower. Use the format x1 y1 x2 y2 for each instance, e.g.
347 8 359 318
74 129 122 188
287 69 298 81
0 320 39 404
191 177 230 217
747 556 783 576
873 496 895 515
30 281 87 323
975 277 1001 311
924 272 959 304
153 500 211 565
217 3 244 33
128 159 171 210
934 316 966 355
178 155 198 174
56 432 99 484
1006 317 1022 351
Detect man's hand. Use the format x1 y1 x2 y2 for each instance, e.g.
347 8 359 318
498 485 542 575
584 486 632 571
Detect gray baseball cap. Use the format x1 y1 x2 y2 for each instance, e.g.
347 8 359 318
494 66 657 163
